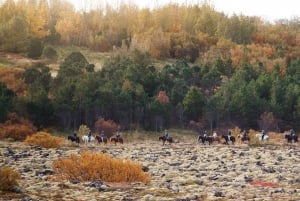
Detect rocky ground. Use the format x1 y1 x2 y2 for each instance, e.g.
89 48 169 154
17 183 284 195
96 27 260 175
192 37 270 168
0 139 300 201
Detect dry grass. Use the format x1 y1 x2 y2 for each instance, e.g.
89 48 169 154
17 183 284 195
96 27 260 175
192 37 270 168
24 132 65 148
0 166 20 192
52 151 151 183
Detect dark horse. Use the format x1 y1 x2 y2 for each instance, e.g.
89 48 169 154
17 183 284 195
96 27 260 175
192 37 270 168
198 136 213 145
110 136 123 145
159 136 173 145
95 135 108 144
238 134 250 143
285 134 298 143
67 135 80 144
222 134 235 145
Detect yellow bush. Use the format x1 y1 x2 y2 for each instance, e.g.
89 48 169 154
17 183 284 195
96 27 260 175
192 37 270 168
0 113 37 141
52 151 151 184
24 132 64 148
0 166 20 192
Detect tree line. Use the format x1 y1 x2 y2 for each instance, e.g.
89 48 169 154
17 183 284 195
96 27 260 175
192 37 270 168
0 0 299 133
0 50 299 133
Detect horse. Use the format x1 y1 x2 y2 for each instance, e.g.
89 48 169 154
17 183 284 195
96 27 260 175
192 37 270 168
110 136 123 145
198 136 213 145
67 135 80 144
285 134 298 143
159 136 173 145
95 135 108 145
82 135 95 145
222 134 235 145
255 133 269 141
212 135 221 144
237 134 250 143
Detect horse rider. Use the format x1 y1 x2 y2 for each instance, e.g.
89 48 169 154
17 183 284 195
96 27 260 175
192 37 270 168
290 129 296 138
212 131 217 138
203 130 208 139
164 129 169 140
88 130 92 142
227 130 232 141
73 131 77 138
242 129 247 138
100 130 105 142
116 130 121 142
261 130 266 140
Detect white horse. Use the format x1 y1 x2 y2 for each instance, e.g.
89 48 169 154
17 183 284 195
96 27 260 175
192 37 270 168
82 135 95 145
256 133 269 141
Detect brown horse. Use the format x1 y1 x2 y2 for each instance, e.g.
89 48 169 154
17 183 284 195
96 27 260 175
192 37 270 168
110 136 123 145
95 135 108 145
159 136 173 145
238 134 250 143
212 136 221 144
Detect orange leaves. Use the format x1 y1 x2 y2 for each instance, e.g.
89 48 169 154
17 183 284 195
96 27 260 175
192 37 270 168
156 90 169 104
250 180 279 188
94 117 119 137
0 67 26 96
0 166 20 192
24 132 64 148
0 113 36 141
52 151 151 183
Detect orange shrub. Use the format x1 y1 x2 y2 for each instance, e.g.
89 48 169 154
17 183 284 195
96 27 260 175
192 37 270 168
52 151 150 184
24 132 64 148
0 113 36 141
94 117 119 138
0 166 20 192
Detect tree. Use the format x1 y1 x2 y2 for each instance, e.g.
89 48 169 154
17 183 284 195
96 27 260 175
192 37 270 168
183 87 206 121
0 83 15 122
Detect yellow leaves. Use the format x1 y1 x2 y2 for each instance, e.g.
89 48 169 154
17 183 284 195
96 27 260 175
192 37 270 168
53 151 151 183
0 166 20 192
25 0 49 38
24 131 64 148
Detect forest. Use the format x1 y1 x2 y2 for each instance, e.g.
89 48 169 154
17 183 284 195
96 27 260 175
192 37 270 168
0 0 299 134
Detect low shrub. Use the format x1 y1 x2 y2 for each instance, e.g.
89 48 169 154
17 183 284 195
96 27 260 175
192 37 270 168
24 131 64 148
52 151 151 184
0 166 20 192
42 45 58 60
0 113 37 141
94 117 119 138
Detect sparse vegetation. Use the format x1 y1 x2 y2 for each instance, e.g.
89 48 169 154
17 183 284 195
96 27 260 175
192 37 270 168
24 131 64 148
0 166 20 192
0 113 36 141
52 151 151 183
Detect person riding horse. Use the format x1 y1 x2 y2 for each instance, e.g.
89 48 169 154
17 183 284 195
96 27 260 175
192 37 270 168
261 130 266 141
88 130 92 142
242 129 247 138
164 129 169 141
290 129 296 138
100 130 105 142
227 130 232 141
116 130 121 142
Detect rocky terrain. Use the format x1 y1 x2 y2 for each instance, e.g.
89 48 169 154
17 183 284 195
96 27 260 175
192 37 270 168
0 139 300 201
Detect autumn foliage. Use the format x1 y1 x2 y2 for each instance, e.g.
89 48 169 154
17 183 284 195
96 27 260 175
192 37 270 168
24 132 64 148
94 117 119 138
0 113 36 141
52 151 150 183
0 166 20 192
156 90 169 104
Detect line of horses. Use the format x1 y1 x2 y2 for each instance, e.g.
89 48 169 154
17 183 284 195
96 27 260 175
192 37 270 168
68 132 298 146
67 135 124 145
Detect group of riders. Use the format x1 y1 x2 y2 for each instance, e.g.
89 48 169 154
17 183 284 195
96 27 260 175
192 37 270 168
72 129 122 143
199 128 297 143
70 127 297 144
